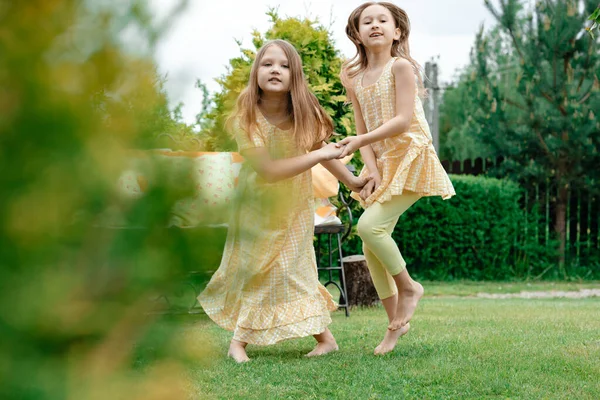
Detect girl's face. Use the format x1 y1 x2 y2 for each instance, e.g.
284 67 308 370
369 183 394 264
358 4 400 51
257 45 291 95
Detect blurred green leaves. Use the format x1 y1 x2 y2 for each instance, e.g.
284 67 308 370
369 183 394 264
0 1 214 399
586 5 600 37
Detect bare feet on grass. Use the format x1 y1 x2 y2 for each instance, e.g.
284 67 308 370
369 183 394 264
388 281 424 331
306 328 339 357
374 322 410 355
228 339 250 363
305 341 339 357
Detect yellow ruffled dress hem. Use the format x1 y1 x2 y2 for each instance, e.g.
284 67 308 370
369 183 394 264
234 314 332 346
198 286 337 346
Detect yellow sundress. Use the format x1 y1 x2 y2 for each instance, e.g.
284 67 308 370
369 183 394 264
198 112 337 345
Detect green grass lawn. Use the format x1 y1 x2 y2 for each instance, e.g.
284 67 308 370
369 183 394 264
180 283 600 399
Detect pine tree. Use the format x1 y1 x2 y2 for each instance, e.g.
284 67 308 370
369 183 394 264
470 0 600 272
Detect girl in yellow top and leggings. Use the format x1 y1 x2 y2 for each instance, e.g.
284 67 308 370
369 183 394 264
337 2 455 355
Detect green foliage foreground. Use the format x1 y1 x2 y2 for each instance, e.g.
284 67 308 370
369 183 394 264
0 2 215 398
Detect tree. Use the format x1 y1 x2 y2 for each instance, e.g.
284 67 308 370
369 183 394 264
586 5 600 36
199 10 354 151
468 0 600 272
439 26 521 161
438 66 495 161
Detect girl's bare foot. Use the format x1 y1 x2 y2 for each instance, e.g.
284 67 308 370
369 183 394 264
228 339 250 363
305 340 339 357
374 322 410 355
388 281 424 331
306 328 339 357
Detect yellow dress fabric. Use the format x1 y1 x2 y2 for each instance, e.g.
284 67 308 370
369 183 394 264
198 113 337 346
352 57 455 207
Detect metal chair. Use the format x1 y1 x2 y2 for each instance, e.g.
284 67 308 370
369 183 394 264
314 190 354 317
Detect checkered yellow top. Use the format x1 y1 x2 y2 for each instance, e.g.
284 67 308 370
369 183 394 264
351 57 455 207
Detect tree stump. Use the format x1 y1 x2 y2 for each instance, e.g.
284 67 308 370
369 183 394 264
342 255 380 307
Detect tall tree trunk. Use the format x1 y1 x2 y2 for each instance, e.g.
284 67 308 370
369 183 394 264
554 155 569 278
555 178 568 278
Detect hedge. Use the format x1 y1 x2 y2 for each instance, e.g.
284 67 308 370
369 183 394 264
341 175 557 280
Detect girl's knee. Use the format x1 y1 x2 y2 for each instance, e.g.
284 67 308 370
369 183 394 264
357 215 383 242
356 217 373 241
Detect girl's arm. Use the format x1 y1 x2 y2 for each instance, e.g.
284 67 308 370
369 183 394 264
316 142 368 192
348 88 379 174
347 87 382 187
241 142 343 183
337 58 416 157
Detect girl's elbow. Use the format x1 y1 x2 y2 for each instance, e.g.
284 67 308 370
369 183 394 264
387 123 410 137
262 173 278 183
249 159 277 183
397 119 411 133
256 171 273 183
256 168 278 183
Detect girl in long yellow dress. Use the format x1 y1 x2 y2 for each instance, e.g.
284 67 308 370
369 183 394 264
337 2 456 355
198 39 368 363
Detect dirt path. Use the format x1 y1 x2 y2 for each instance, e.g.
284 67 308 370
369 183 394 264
476 289 600 299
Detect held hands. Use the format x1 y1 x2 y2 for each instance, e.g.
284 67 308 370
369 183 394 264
347 175 371 193
319 142 346 161
360 179 375 200
334 135 363 158
360 172 382 200
318 139 379 197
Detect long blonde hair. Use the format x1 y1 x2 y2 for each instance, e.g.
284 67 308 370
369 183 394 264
230 39 333 152
341 2 424 94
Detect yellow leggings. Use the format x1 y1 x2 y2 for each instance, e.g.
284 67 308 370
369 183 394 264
357 192 421 300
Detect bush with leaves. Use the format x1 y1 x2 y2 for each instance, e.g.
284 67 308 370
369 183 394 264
342 175 560 280
0 2 215 398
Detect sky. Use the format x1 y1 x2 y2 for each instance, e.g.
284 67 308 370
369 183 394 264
149 0 500 124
